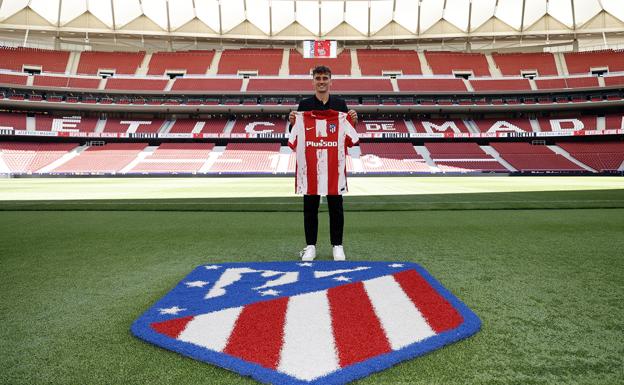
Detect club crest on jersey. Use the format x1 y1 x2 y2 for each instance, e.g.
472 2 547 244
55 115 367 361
328 123 337 133
131 261 481 385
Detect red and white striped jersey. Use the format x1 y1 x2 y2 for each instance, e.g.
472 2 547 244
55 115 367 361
288 110 359 195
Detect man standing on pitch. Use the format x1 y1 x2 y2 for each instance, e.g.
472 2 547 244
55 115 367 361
288 65 359 261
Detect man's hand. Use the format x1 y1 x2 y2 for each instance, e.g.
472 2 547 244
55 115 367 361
288 111 297 125
348 109 358 125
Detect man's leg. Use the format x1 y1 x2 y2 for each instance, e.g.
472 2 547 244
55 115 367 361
327 195 344 246
303 194 320 245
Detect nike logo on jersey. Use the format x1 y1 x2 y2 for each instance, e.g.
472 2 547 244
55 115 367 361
305 126 314 131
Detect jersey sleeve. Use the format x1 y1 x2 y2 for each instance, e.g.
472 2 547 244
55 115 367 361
288 112 302 150
343 114 359 147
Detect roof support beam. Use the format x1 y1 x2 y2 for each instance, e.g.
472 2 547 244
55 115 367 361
57 0 62 27
166 0 171 33
520 0 526 31
467 0 473 32
110 0 116 30
318 0 321 36
218 0 222 35
367 0 371 37
166 0 172 50
417 0 422 35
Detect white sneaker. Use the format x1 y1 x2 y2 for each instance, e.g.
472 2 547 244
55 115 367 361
333 245 346 261
300 245 316 261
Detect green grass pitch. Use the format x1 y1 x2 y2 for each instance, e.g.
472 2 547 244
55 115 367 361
0 176 623 385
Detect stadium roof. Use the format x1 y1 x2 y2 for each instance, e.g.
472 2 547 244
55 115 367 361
0 0 623 49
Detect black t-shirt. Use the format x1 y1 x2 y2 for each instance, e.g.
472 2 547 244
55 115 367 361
297 95 349 113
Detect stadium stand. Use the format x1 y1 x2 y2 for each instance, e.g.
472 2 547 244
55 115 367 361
105 78 168 91
425 142 507 172
605 114 624 130
470 79 531 91
426 142 490 158
556 141 624 172
0 47 69 73
147 51 215 75
472 118 534 133
356 49 422 75
289 49 351 75
171 78 242 92
490 142 583 172
32 75 100 89
537 116 597 132
0 73 28 85
102 119 165 133
246 78 312 92
491 52 558 76
0 112 27 130
34 115 98 132
356 119 410 134
535 76 599 90
209 143 281 173
331 79 394 92
396 78 466 92
168 118 229 134
129 143 214 173
77 51 145 75
53 143 147 173
0 142 77 173
412 119 472 134
424 51 490 76
218 49 282 75
359 142 429 173
563 49 624 74
230 118 286 135
604 75 624 87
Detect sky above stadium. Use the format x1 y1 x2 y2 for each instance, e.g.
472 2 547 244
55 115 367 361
0 0 623 36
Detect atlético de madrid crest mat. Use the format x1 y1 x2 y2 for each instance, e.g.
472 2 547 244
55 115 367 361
131 261 481 385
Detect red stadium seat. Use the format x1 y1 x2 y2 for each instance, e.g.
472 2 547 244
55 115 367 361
556 141 624 172
171 78 242 92
490 142 583 172
0 142 78 173
230 118 287 135
105 78 168 91
357 49 422 76
218 49 283 75
564 50 624 74
209 143 281 173
53 143 148 173
424 51 490 77
77 51 145 75
397 78 466 92
491 52 558 76
148 51 215 75
0 47 69 73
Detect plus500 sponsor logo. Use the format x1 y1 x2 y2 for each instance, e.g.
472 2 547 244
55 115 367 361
306 140 338 147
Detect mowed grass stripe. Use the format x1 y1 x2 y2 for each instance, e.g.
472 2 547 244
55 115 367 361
1 189 624 211
1 176 623 201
